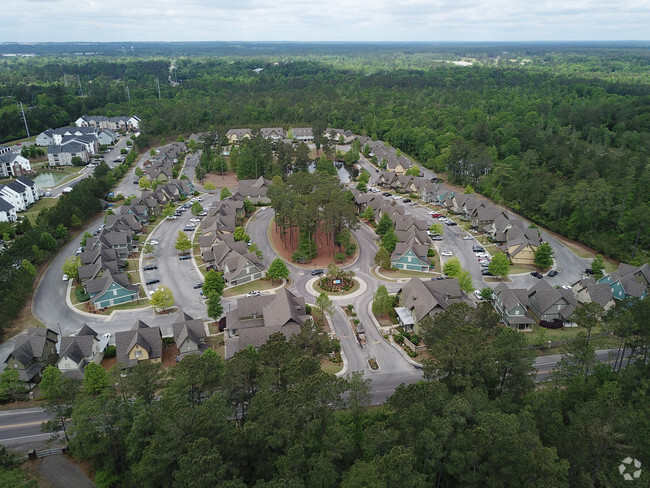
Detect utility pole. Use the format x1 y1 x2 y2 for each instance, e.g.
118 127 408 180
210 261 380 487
125 85 131 101
156 78 161 99
19 102 30 138
77 74 83 96
63 72 68 88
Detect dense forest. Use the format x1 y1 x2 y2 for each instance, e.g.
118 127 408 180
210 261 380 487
1 43 648 262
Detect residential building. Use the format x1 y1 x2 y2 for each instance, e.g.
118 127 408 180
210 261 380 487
225 128 253 143
527 280 577 324
47 143 90 166
57 324 107 378
390 241 431 271
598 263 649 301
4 328 59 387
291 127 314 143
173 312 207 359
225 289 309 359
0 152 31 178
115 320 163 368
0 197 17 222
492 283 535 331
260 128 285 140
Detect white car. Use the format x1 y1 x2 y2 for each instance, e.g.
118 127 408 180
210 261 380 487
149 239 159 245
474 290 484 300
561 284 572 290
102 333 111 340
190 218 201 223
392 195 401 200
441 251 453 257
246 290 261 297
62 274 69 281
475 252 489 258
462 235 473 240
167 215 177 220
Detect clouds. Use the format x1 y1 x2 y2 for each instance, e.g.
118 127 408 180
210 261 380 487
4 0 650 42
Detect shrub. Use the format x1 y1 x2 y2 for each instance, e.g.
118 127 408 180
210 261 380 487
411 334 421 345
347 304 354 313
394 333 404 344
402 331 412 341
427 248 436 257
292 250 310 263
334 252 346 262
104 345 117 358
353 318 360 325
305 304 312 314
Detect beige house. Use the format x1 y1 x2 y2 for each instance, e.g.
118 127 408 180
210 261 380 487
226 128 253 143
115 320 163 367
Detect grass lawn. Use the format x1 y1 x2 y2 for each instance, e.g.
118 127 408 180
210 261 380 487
379 268 438 279
96 296 150 315
509 263 536 274
527 324 588 346
206 334 225 358
19 197 58 223
208 322 221 335
320 358 343 375
223 278 277 298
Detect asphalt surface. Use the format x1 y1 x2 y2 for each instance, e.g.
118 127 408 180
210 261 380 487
0 407 54 447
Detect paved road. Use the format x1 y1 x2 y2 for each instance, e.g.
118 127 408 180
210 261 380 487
0 407 54 447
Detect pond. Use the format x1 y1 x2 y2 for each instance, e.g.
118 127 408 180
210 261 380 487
32 171 69 190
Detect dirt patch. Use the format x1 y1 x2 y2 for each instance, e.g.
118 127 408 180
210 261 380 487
269 221 356 268
162 343 180 367
201 171 239 189
37 454 96 488
101 356 117 370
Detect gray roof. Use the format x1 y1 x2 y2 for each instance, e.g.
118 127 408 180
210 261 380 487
8 328 58 367
0 197 13 212
59 335 95 364
16 176 35 187
398 278 466 322
172 312 206 348
115 321 162 368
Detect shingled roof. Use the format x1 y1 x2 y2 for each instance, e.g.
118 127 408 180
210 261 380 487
115 320 162 368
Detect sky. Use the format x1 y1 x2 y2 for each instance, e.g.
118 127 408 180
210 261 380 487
4 0 650 42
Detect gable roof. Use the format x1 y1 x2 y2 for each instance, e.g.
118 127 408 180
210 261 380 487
115 322 162 368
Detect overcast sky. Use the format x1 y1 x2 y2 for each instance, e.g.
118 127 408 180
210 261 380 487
4 0 650 42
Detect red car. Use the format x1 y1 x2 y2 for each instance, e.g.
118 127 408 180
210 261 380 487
430 212 442 218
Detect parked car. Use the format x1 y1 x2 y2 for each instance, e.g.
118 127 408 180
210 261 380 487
198 211 208 216
584 268 594 275
427 231 442 236
382 192 391 197
446 221 457 226
441 251 453 257
462 235 473 240
311 269 324 276
62 274 69 281
193 282 203 289
143 264 157 271
431 235 443 241
179 255 192 260
474 290 484 300
102 333 111 340
190 218 201 223
531 271 543 279
246 290 261 297
133 180 139 184
548 270 559 277
145 278 160 285
562 284 572 290
472 246 485 252
149 239 159 245
167 215 177 220
429 212 441 217
402 198 411 203
481 269 493 276
183 227 195 232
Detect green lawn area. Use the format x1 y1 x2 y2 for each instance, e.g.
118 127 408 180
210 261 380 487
379 268 438 279
527 324 589 346
19 198 58 223
314 278 361 296
223 278 277 298
509 263 536 274
320 358 343 375
206 334 225 358
96 294 149 315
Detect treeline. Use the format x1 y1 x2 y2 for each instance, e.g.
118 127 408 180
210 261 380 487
19 301 649 488
1 53 649 261
0 150 138 339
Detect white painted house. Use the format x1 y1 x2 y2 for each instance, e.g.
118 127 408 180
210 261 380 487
0 197 17 222
0 152 31 178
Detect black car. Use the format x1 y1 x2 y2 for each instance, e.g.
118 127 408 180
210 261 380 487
472 246 485 252
402 198 411 203
446 221 458 226
382 192 391 197
143 264 157 271
548 270 559 277
311 269 324 276
145 278 160 285
179 255 192 260
531 271 543 279
375 169 379 173
133 180 139 184
481 269 493 276
584 268 594 275
183 227 195 232
193 282 203 289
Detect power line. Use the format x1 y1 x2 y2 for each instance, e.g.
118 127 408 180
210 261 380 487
19 102 30 138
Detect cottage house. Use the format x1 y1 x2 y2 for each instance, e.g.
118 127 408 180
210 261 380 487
173 312 207 359
527 280 576 324
492 283 535 331
57 324 107 378
225 289 309 359
5 328 59 387
390 241 431 271
115 320 163 368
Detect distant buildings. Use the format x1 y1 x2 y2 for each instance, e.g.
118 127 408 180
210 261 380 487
0 176 39 222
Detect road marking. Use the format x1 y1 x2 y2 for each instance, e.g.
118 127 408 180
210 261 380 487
0 432 60 443
372 341 382 344
0 421 44 429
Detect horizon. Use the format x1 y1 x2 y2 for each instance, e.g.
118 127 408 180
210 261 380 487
6 1 650 44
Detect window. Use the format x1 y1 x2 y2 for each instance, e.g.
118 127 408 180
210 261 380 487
187 345 192 351
134 349 143 358
13 363 18 368
65 364 70 369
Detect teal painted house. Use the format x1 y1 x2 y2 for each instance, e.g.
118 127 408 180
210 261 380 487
598 263 649 301
85 273 139 309
390 242 431 272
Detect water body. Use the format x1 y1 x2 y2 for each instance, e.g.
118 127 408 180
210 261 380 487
32 172 68 190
